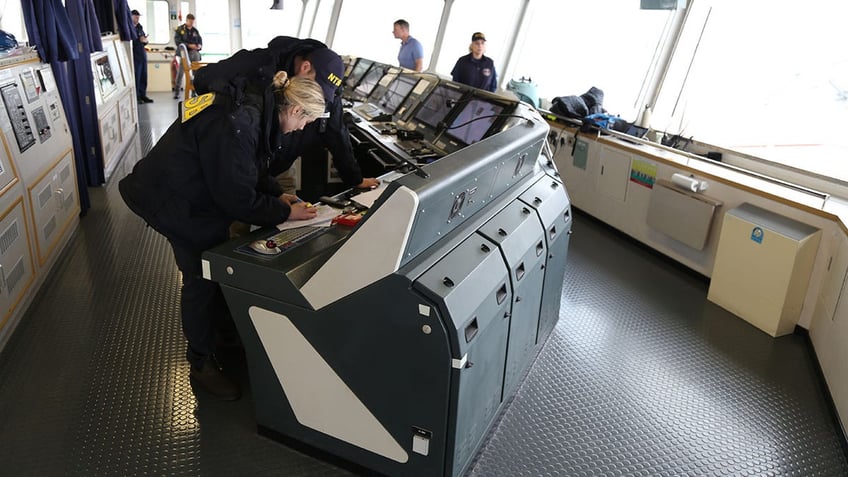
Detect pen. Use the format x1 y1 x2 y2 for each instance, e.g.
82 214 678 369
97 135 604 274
291 197 312 207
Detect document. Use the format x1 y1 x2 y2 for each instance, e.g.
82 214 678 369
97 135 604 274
350 184 388 208
276 204 338 231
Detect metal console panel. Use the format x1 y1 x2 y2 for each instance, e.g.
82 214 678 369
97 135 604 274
202 105 572 477
477 200 547 396
519 176 572 343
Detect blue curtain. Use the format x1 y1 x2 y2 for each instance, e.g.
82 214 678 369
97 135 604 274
22 0 138 214
65 0 106 191
21 0 97 213
91 0 134 41
112 0 135 41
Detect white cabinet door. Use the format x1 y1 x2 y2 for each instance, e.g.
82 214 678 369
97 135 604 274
597 145 630 202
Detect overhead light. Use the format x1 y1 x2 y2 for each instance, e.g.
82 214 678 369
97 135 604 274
271 0 283 9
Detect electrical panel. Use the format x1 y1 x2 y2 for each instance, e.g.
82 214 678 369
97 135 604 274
0 53 77 344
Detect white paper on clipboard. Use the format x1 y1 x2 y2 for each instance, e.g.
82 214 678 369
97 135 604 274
350 184 388 208
276 205 338 231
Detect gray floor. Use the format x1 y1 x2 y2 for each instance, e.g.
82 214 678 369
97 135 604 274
0 91 845 476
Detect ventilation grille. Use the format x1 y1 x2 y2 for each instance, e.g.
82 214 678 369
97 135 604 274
43 216 56 240
38 184 53 209
6 256 25 293
64 192 75 210
0 219 19 256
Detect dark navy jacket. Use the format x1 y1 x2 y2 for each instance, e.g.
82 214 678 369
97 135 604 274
119 87 289 248
451 54 498 92
132 23 147 59
174 23 202 49
194 36 364 187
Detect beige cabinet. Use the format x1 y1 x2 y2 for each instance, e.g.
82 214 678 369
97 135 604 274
597 145 630 202
708 203 821 336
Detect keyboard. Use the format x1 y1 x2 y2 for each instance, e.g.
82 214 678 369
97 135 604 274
240 225 328 258
267 226 327 249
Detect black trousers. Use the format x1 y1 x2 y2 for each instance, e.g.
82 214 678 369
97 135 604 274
168 238 229 368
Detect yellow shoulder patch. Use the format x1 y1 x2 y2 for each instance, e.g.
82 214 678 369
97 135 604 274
181 93 216 123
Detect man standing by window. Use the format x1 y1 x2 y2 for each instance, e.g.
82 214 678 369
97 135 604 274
392 19 423 72
174 13 202 99
131 10 153 104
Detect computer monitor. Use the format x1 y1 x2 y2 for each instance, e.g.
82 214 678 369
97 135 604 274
444 98 505 145
353 64 385 99
345 58 372 89
376 75 419 115
414 84 463 129
394 78 433 121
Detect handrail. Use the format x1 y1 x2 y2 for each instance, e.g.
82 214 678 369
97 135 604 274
540 109 831 204
177 43 208 101
604 128 829 202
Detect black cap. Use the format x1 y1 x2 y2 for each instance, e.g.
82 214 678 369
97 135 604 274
471 32 486 42
308 47 344 104
131 9 141 16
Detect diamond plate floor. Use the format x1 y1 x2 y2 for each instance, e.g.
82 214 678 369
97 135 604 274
0 91 845 476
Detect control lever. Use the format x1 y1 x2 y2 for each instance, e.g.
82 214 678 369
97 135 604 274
393 154 430 179
318 196 352 209
397 129 424 140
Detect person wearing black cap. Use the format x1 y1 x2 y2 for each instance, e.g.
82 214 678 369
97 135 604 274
131 10 153 103
119 70 327 400
451 32 498 93
194 36 379 192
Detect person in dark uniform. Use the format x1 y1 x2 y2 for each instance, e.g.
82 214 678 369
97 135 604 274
173 13 203 99
194 36 379 191
131 10 153 104
118 71 326 400
451 32 498 93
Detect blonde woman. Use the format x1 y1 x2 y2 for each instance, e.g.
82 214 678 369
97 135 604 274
451 32 498 92
119 70 325 401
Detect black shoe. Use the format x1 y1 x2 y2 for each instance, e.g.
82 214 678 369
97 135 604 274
137 98 145 105
190 356 241 401
142 96 154 103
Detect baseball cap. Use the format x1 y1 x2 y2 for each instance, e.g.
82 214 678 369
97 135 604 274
131 9 141 15
471 32 486 42
308 47 344 104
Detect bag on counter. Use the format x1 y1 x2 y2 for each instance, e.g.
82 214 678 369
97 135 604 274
550 95 588 119
550 86 605 119
581 113 620 132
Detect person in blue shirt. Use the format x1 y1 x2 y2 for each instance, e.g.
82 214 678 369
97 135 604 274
451 32 498 93
393 19 423 71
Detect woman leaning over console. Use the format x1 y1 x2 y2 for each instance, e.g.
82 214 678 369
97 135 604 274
118 71 325 400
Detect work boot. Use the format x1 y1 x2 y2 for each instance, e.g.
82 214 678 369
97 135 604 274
190 355 241 401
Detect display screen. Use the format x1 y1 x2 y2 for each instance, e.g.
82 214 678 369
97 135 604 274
445 98 504 145
414 84 463 128
345 59 372 88
353 64 385 99
376 75 418 115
